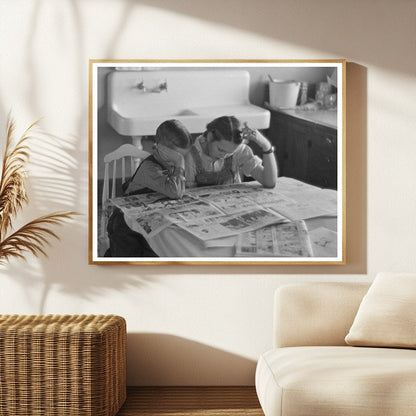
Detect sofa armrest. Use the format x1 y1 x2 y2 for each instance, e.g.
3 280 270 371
273 282 370 348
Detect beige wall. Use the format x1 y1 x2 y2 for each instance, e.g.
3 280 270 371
0 0 415 385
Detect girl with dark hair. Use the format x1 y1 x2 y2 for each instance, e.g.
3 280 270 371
185 116 277 188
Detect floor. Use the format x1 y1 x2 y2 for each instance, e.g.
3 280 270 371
116 386 264 416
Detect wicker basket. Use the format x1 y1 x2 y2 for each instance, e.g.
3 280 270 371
0 314 126 416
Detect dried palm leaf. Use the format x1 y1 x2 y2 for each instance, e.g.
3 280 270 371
0 115 79 264
0 212 78 265
0 117 36 239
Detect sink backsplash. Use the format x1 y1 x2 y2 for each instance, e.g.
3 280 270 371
107 69 270 136
108 69 251 113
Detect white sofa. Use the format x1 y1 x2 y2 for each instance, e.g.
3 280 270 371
255 281 416 416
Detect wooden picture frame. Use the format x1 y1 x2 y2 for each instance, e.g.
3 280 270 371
89 59 345 265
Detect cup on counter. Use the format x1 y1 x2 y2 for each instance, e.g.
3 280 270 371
324 93 337 110
299 82 308 105
315 90 325 106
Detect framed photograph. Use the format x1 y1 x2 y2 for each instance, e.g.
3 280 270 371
89 60 345 265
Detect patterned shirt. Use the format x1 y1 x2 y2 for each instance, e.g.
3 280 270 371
185 135 262 188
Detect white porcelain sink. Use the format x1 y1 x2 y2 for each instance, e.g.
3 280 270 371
107 69 270 136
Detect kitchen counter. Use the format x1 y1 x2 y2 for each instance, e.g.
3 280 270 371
266 104 338 190
265 102 337 129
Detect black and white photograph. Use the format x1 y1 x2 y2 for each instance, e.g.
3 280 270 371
89 60 345 264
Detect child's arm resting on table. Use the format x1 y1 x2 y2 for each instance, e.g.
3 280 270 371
136 158 185 199
123 148 186 200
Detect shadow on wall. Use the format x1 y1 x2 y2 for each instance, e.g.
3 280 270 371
126 333 257 386
345 63 367 275
134 0 412 76
0 1 369 293
0 125 159 314
0 1 90 309
0 1 145 309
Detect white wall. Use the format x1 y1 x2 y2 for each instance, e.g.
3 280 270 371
0 0 415 385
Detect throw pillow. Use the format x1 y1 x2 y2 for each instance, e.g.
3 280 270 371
345 272 416 348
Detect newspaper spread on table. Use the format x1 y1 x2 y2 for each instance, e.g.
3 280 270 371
235 220 313 257
308 226 338 257
110 181 336 250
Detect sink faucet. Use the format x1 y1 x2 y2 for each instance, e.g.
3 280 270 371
137 81 146 92
152 80 168 93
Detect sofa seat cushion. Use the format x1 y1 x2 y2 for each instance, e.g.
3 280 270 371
256 346 416 416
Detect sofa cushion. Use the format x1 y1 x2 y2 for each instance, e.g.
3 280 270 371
345 272 416 348
256 346 416 416
274 282 370 348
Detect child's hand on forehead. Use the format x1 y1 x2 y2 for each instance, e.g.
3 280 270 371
154 143 185 169
241 122 257 142
241 122 272 152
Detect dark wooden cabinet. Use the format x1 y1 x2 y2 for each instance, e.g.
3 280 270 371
267 109 337 190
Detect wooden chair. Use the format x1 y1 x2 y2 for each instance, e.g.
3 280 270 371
100 144 149 255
